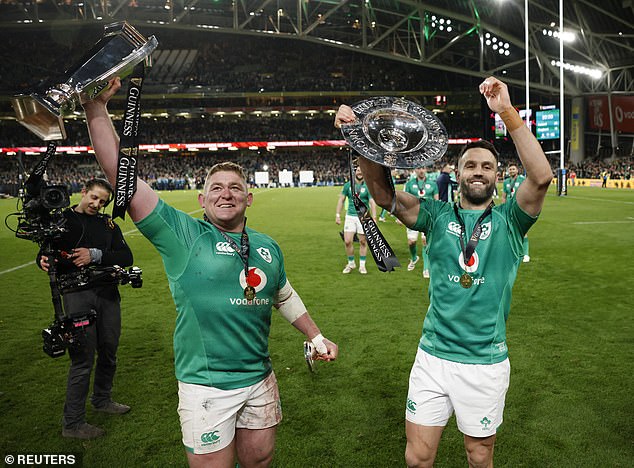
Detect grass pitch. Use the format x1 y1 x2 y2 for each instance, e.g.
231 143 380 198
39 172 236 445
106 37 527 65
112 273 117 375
0 184 632 467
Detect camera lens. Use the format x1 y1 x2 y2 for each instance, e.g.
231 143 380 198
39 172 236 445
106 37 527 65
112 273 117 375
42 186 70 209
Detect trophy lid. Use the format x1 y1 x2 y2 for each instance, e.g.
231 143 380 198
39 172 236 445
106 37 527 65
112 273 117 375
341 96 449 168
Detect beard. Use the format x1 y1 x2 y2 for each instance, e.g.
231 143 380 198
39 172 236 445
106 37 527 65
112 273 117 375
460 178 496 205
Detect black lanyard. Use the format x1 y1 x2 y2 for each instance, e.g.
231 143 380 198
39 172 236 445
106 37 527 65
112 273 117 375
217 220 250 279
452 202 494 265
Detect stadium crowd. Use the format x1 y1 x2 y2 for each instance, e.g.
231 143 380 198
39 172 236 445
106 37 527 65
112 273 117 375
2 145 631 198
0 149 353 195
568 157 633 180
0 110 483 148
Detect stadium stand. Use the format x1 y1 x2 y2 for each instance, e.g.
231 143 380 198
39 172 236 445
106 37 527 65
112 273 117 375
0 28 631 196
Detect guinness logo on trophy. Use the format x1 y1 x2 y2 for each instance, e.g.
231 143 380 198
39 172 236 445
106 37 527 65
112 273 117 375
11 21 158 141
341 97 449 168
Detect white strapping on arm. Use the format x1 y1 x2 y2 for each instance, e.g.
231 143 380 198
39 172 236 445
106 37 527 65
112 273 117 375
310 333 327 355
275 281 307 323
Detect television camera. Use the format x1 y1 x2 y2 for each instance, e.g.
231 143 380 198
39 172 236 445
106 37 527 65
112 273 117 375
6 142 143 358
42 265 143 358
7 143 71 244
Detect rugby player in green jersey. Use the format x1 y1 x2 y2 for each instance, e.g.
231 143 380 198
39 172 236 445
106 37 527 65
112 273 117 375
403 167 438 277
335 165 377 274
503 163 531 262
336 76 552 468
84 78 338 468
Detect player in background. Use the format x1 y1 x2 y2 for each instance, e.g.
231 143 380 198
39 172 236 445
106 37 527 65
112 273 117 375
502 163 530 262
403 167 438 277
335 165 376 274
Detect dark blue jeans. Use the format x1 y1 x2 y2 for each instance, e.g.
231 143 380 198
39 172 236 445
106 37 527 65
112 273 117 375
61 286 121 429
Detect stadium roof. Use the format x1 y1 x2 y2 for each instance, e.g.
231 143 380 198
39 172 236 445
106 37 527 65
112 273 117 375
0 0 632 96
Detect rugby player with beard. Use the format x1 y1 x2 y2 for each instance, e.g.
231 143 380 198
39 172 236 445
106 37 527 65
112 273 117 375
335 76 552 468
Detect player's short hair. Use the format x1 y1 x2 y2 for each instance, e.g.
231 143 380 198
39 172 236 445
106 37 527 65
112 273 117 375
203 162 248 194
459 140 499 160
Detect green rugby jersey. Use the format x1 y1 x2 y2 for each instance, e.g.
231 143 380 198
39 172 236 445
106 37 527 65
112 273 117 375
404 177 438 200
412 196 537 364
425 171 440 185
341 181 372 216
503 174 526 198
135 199 287 390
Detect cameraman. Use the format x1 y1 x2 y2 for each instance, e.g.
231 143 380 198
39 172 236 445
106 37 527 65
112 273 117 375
37 178 133 440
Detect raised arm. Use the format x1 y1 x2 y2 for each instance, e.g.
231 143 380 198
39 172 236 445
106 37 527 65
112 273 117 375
82 77 158 222
334 105 420 227
480 77 553 216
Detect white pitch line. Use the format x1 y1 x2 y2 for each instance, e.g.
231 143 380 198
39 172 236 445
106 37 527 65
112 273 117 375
564 195 634 205
573 220 634 225
0 261 36 275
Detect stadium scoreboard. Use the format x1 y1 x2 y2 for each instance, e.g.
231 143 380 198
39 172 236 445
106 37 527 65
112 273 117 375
536 108 560 140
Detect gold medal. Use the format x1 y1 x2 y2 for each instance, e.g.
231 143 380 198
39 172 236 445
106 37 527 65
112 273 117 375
459 272 473 289
244 285 256 300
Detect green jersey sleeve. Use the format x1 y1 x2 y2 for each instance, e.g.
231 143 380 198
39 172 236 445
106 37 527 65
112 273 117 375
135 198 205 277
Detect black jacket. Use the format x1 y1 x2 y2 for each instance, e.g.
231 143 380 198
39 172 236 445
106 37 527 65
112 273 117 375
36 206 133 275
437 171 458 203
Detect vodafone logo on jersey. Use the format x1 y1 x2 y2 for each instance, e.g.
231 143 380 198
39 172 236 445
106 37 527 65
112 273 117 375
458 251 480 273
239 267 268 293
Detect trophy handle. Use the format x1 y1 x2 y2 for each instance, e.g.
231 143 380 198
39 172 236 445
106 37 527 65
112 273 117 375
79 36 158 104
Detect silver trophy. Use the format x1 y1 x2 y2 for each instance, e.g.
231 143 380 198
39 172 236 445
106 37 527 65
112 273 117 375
11 21 158 141
341 97 449 168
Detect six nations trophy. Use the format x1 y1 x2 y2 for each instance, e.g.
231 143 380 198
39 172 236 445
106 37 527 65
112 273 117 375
339 96 449 272
341 96 449 169
11 21 158 141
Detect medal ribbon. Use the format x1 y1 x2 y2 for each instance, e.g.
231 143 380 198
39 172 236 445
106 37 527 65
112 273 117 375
217 220 251 282
452 201 494 265
112 62 145 220
347 151 400 272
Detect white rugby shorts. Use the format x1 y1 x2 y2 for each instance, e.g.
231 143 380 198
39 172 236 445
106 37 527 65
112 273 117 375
178 372 282 454
344 214 364 235
406 348 510 437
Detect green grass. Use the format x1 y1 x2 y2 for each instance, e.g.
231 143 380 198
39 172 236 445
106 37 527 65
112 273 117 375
1 184 633 467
